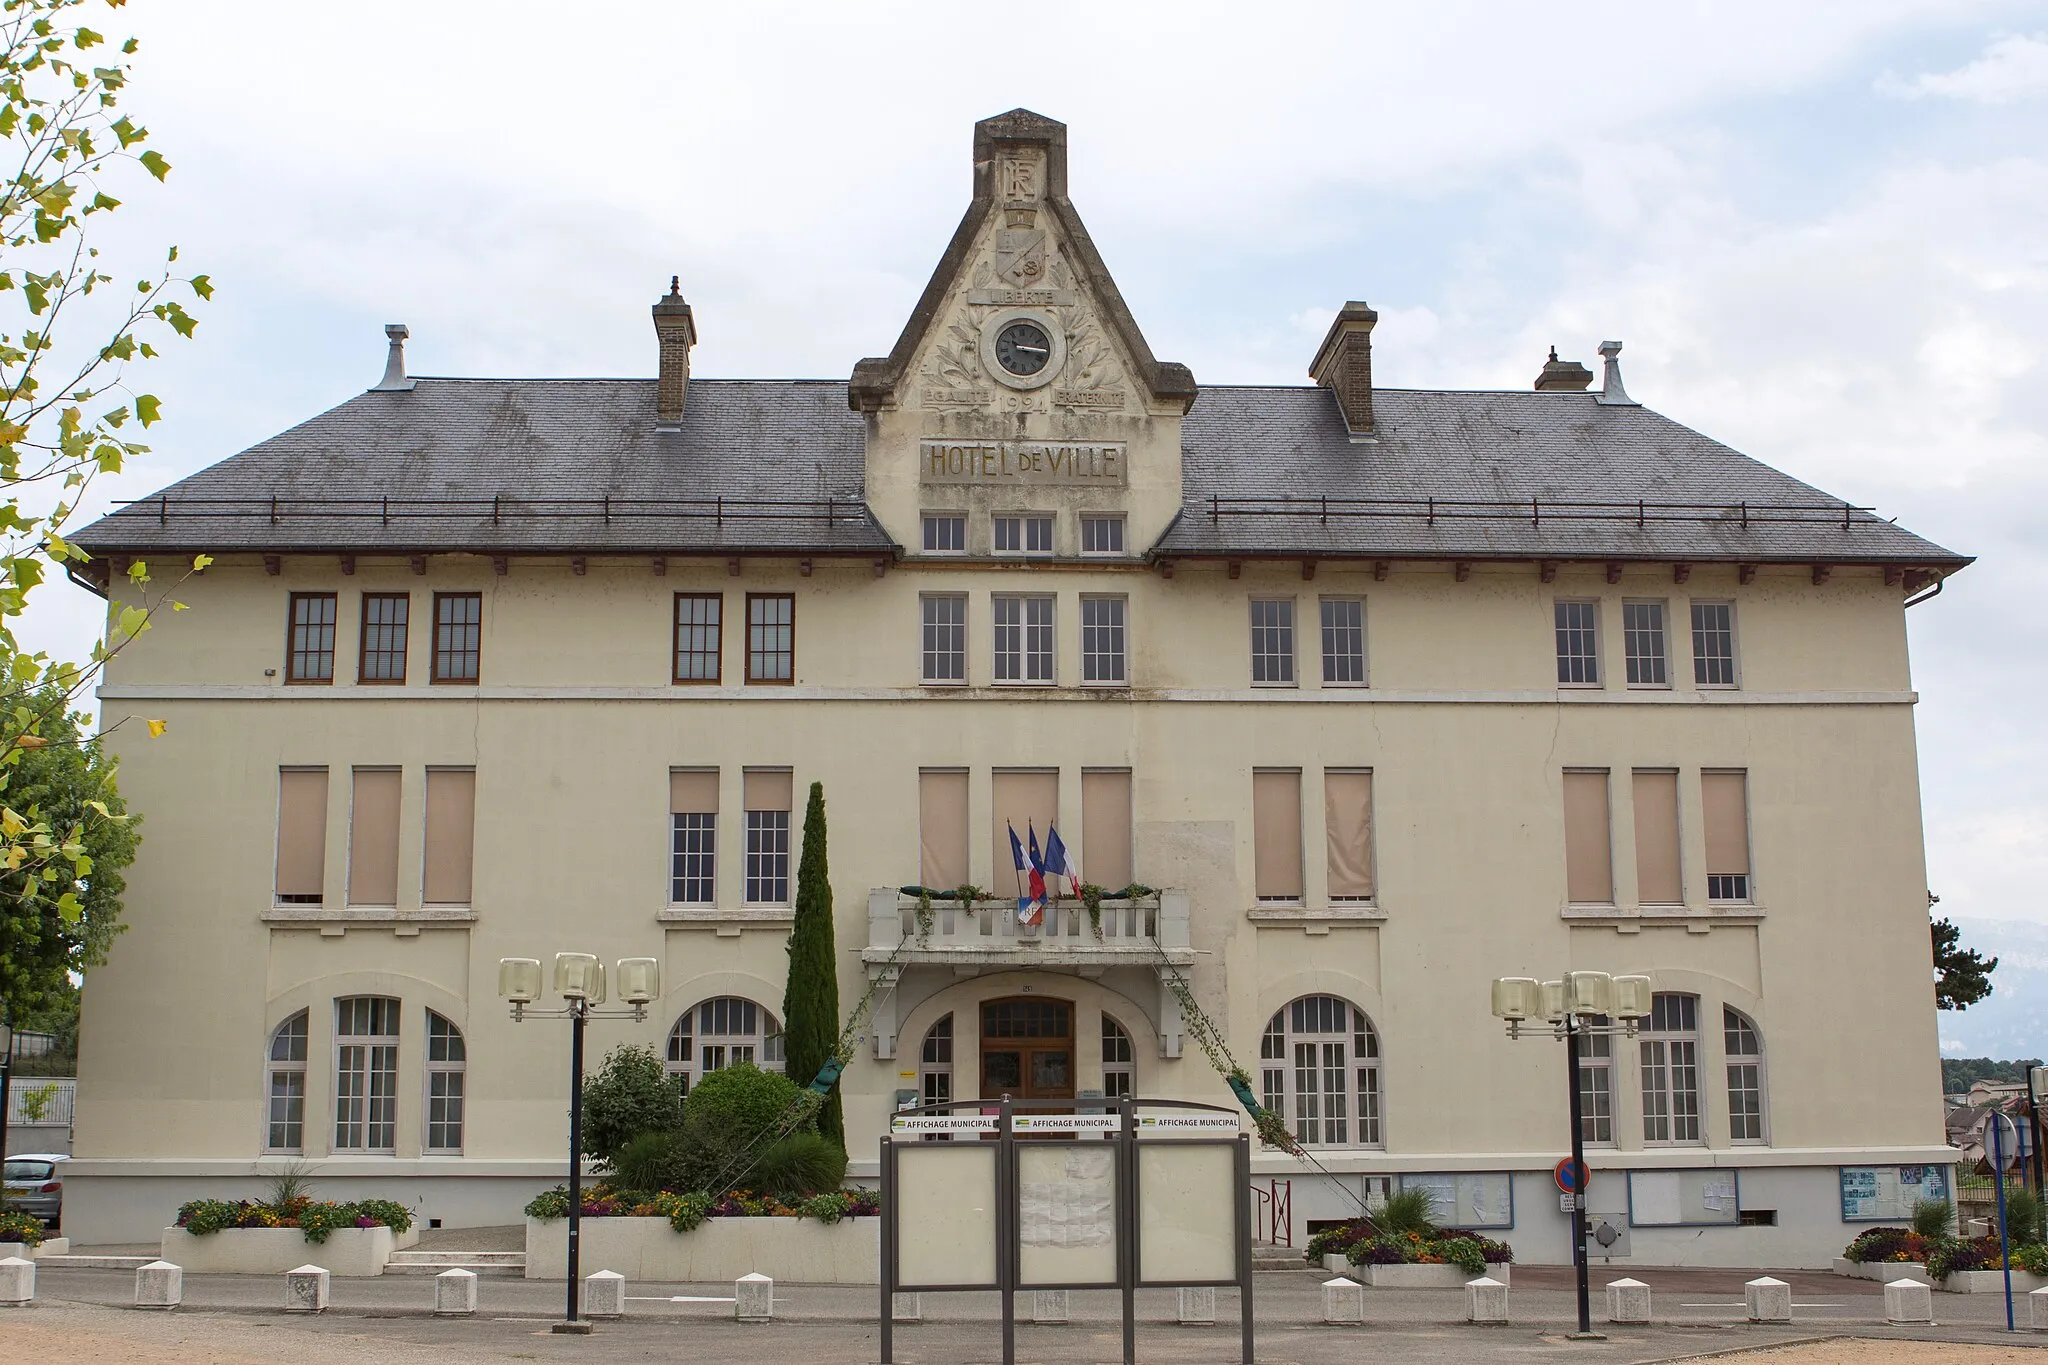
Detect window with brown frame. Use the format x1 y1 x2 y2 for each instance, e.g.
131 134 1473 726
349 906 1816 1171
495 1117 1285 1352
673 593 722 683
746 594 794 684
432 592 482 683
286 593 337 683
358 593 409 684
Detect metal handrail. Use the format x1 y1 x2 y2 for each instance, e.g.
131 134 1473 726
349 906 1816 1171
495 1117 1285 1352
1201 495 1879 529
108 495 876 526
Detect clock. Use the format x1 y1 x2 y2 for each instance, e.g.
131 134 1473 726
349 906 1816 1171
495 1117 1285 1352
994 320 1053 376
978 309 1066 391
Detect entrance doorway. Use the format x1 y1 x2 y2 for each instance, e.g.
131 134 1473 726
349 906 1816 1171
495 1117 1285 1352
979 997 1075 1103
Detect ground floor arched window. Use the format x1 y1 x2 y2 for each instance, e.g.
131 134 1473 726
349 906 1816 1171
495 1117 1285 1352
665 996 784 1095
1259 995 1381 1147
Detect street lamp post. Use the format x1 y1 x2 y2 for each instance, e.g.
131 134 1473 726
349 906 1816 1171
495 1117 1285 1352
499 953 662 1335
1490 971 1653 1339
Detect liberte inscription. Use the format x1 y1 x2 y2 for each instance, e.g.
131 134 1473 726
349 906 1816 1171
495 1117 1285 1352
920 440 1127 487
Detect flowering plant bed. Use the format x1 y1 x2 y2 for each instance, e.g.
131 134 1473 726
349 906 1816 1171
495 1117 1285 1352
524 1211 880 1283
1324 1225 1513 1278
1839 1228 2048 1291
523 1182 878 1230
0 1210 46 1247
175 1196 414 1243
1841 1227 1935 1265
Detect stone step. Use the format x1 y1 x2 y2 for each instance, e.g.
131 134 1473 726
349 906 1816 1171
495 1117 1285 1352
385 1250 526 1278
385 1261 525 1277
35 1255 154 1270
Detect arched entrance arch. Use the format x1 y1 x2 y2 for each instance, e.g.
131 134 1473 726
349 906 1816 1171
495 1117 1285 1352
979 995 1075 1103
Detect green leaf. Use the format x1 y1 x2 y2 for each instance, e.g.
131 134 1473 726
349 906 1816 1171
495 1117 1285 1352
56 890 82 922
188 273 212 300
137 148 168 180
134 393 159 425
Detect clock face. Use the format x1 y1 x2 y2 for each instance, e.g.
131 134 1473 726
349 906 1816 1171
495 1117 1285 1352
993 320 1053 377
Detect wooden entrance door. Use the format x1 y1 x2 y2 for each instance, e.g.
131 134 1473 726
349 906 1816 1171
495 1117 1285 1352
979 997 1075 1102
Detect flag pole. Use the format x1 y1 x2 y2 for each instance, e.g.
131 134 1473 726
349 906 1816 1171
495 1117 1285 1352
1007 821 1029 922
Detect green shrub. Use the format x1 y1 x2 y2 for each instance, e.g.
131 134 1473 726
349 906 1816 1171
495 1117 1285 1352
2015 1243 2048 1276
678 1062 806 1189
2001 1187 2046 1246
612 1130 690 1194
0 1210 46 1246
525 1187 572 1220
1432 1235 1487 1277
1376 1187 1437 1238
581 1044 684 1169
1911 1198 1954 1239
754 1131 850 1202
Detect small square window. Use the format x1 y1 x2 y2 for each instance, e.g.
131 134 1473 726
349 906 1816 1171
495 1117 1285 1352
994 514 1054 555
922 513 966 554
1080 515 1125 555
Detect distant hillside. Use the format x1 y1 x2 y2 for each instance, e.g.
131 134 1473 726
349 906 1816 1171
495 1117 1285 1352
1942 1057 2041 1094
1937 917 2048 1059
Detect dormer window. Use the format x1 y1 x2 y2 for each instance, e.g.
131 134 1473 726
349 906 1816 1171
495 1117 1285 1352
1080 515 1125 555
995 513 1054 556
922 513 966 554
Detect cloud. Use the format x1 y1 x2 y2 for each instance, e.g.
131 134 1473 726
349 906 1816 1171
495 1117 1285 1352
1879 33 2048 102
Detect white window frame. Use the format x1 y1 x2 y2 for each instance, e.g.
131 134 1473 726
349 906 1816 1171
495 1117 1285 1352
1574 1017 1614 1147
665 997 785 1095
1639 993 1703 1146
921 512 967 554
921 593 967 685
424 1010 465 1155
1102 1013 1135 1100
993 512 1055 557
993 593 1055 685
265 1011 310 1154
1080 594 1127 685
333 995 400 1155
1250 598 1296 686
1691 600 1740 689
1079 514 1125 556
1621 599 1670 688
1724 1006 1767 1144
670 810 716 905
1258 995 1382 1148
1318 597 1367 687
744 808 790 904
1555 598 1602 687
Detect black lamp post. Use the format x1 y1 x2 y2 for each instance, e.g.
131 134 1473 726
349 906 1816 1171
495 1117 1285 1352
1491 971 1651 1340
499 953 661 1334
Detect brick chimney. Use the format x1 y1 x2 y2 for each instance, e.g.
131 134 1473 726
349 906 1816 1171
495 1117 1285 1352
1534 346 1593 392
1309 302 1379 437
652 277 697 429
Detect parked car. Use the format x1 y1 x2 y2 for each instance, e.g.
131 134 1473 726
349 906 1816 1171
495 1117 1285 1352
2 1153 68 1230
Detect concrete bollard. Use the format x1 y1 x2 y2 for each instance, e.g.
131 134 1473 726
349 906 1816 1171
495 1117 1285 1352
1745 1276 1791 1324
1032 1289 1068 1324
891 1291 922 1323
1177 1285 1216 1325
2030 1285 2048 1331
1884 1277 1933 1325
135 1260 183 1310
285 1264 329 1313
0 1255 33 1306
1322 1276 1364 1325
583 1270 625 1320
434 1267 478 1317
1465 1276 1508 1324
1604 1277 1650 1324
735 1272 773 1322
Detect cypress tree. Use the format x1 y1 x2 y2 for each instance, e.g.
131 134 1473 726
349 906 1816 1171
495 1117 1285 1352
784 780 845 1152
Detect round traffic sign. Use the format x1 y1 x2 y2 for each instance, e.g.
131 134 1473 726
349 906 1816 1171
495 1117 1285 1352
1555 1157 1589 1193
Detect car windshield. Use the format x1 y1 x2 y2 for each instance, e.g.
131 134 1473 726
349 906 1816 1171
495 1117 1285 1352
3 1160 54 1181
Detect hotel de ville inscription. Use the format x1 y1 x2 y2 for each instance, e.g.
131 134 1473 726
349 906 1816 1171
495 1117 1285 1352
919 439 1127 488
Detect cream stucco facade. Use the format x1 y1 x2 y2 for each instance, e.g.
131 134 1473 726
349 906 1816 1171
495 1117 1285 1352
62 110 1965 1267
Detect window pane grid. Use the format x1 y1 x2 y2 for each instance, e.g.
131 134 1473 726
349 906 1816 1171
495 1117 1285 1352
995 515 1053 554
673 594 722 683
1081 596 1126 683
433 593 481 682
266 1012 309 1152
671 812 716 904
1692 602 1737 686
334 998 400 1153
1640 993 1702 1145
747 595 794 682
1102 1015 1134 1099
1251 600 1295 684
1622 601 1667 686
288 593 337 682
664 996 784 1093
922 514 965 552
359 594 408 683
1320 599 1365 684
745 809 790 903
1267 996 1379 1148
425 1012 465 1153
1725 1007 1764 1142
1080 515 1124 554
922 595 966 683
1555 600 1599 684
994 595 1054 683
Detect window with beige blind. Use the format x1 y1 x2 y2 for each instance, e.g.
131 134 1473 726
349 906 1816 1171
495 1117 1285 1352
1252 769 1303 902
422 768 476 905
1324 770 1373 902
1631 770 1682 905
670 769 718 905
274 767 329 905
1702 770 1752 901
348 768 402 907
743 769 793 904
1562 769 1614 904
1081 769 1132 891
918 769 970 890
990 769 1058 895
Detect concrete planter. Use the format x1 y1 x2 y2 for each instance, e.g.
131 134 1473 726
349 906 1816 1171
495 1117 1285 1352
1833 1258 1933 1283
0 1238 66 1260
1357 1261 1510 1287
161 1224 418 1277
525 1216 879 1284
1940 1269 2048 1294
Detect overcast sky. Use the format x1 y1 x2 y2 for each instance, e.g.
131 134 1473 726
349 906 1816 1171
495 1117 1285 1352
21 2 2048 930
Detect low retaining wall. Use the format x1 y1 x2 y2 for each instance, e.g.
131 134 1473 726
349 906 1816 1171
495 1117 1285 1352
1833 1259 1932 1283
1316 1253 1510 1284
1943 1269 2047 1294
161 1224 418 1277
525 1216 879 1283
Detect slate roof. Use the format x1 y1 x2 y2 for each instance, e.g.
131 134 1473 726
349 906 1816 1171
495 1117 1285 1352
1159 386 1965 567
72 377 894 561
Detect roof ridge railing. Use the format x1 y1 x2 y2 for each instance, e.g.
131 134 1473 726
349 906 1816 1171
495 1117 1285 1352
112 495 876 525
1202 495 1877 527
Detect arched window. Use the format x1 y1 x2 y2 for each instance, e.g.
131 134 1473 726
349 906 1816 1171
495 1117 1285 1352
425 1011 466 1154
1639 992 1701 1145
920 1014 953 1107
666 996 784 1095
1723 1007 1765 1143
265 1011 309 1153
1259 995 1381 1147
1101 1014 1134 1099
334 996 400 1153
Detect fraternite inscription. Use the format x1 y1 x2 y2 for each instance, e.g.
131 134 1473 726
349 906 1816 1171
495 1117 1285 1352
921 440 1127 487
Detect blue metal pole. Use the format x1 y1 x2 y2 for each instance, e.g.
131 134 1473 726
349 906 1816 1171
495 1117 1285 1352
1994 1114 2014 1332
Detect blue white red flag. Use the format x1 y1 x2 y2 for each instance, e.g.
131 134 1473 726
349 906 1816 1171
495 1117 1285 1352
1007 822 1032 920
1022 824 1048 925
1044 825 1081 896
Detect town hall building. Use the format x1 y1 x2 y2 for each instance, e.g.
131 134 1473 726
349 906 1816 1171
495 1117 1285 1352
62 110 1968 1266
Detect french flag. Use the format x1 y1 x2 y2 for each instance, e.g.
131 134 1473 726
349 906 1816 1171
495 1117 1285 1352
1044 824 1081 896
1023 824 1049 925
1008 822 1041 925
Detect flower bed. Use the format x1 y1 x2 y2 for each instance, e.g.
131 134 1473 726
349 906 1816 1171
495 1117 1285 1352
523 1184 883 1283
1837 1228 2048 1292
1326 1226 1514 1285
164 1196 419 1276
0 1211 46 1248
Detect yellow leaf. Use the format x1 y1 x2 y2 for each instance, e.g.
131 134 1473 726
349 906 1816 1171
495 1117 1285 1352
192 553 212 571
145 718 167 737
15 734 46 749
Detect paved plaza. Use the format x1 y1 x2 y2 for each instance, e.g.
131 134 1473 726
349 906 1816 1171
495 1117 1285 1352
9 1263 2048 1364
